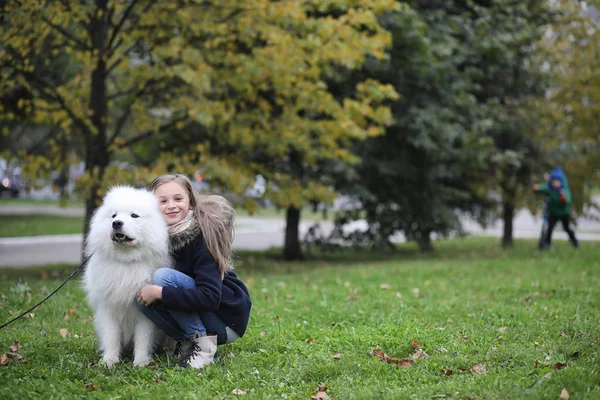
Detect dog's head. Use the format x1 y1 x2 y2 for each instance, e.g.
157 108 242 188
85 186 170 264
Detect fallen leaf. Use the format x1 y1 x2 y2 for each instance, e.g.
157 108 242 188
410 349 429 360
534 360 542 368
312 385 329 400
306 337 315 344
460 336 468 340
84 316 92 323
597 338 600 346
84 384 98 391
553 362 568 370
440 369 453 376
380 283 391 290
438 347 448 354
471 363 486 374
60 328 70 338
498 326 509 333
7 310 13 316
331 353 342 360
232 388 246 396
156 374 163 383
0 354 8 366
560 388 569 400
411 338 422 349
9 341 21 352
412 288 420 297
397 359 414 368
561 330 569 337
570 351 580 359
7 353 23 360
68 307 77 315
62 314 70 321
370 349 414 368
148 360 160 368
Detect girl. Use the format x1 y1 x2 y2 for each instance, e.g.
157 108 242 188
137 174 252 368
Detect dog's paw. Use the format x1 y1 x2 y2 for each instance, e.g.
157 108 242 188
102 355 120 368
133 357 152 367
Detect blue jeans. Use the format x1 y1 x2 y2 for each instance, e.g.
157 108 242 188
136 268 237 345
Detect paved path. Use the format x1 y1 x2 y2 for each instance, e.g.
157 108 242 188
1 204 599 268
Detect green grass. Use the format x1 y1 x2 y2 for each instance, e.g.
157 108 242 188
0 208 328 238
0 238 598 399
0 215 85 237
0 197 85 208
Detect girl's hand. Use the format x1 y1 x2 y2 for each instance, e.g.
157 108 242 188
138 285 163 306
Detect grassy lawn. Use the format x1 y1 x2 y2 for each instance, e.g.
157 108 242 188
0 197 85 208
0 215 85 237
0 237 598 399
0 209 329 238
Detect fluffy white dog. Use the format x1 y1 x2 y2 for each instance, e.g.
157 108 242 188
83 186 171 367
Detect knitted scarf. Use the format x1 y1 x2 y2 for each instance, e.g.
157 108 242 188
168 210 194 236
168 210 202 251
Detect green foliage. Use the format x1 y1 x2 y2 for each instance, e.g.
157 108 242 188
0 238 599 398
1 1 399 240
534 1 600 217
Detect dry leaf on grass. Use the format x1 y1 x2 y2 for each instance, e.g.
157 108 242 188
552 362 568 370
569 351 580 359
380 283 391 290
471 363 486 374
9 341 21 352
147 360 160 368
560 388 569 400
60 328 70 338
411 338 422 349
306 337 315 344
440 369 453 376
0 354 8 366
438 347 448 354
410 349 429 360
371 349 414 368
232 388 246 396
498 326 508 333
460 336 468 340
156 374 163 383
84 384 98 391
331 353 342 360
312 385 329 400
7 353 23 360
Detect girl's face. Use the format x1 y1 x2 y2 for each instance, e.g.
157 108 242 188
155 181 191 226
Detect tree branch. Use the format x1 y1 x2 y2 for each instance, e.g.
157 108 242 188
122 116 189 147
40 14 91 51
107 78 166 145
27 75 90 136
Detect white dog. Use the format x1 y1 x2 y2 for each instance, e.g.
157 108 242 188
83 186 171 367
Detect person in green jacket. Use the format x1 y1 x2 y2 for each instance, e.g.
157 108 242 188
533 166 579 249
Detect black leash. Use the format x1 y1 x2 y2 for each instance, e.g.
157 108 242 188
0 255 91 330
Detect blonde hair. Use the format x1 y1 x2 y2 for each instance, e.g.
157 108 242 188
149 173 236 277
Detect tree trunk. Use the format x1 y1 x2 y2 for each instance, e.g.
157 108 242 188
417 230 434 252
283 206 303 260
502 199 514 248
83 3 110 240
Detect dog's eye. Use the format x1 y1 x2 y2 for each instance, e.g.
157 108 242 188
131 213 139 218
112 213 116 218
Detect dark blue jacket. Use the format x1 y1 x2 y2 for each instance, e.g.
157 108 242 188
161 232 251 337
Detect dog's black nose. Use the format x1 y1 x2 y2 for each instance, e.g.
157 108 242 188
112 220 123 230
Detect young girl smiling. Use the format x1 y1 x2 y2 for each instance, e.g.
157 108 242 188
137 173 251 368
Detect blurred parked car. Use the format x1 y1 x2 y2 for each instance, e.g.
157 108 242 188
0 159 22 198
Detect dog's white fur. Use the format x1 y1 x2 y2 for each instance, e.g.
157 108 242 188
83 186 170 367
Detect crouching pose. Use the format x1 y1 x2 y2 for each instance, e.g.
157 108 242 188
137 174 252 368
